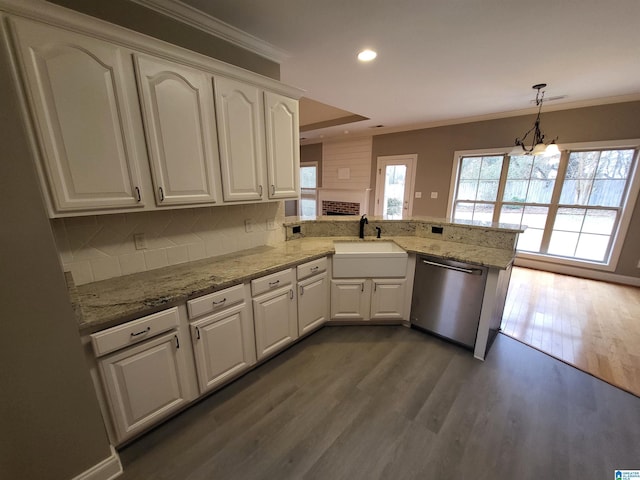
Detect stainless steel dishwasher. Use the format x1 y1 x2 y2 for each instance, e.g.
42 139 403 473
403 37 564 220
410 255 488 349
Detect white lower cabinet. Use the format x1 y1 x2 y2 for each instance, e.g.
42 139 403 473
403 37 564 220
189 285 256 394
331 278 406 321
252 269 298 360
297 257 330 335
91 307 195 444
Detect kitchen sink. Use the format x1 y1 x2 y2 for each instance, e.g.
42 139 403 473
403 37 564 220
332 241 408 277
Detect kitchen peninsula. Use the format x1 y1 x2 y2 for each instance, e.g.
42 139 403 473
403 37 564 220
73 216 522 445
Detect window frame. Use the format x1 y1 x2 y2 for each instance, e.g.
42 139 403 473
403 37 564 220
299 161 318 217
448 140 640 272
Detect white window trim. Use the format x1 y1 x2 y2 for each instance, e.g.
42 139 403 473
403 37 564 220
448 140 640 272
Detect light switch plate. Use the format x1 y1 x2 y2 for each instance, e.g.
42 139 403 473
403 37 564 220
415 192 422 198
245 219 254 233
430 192 438 199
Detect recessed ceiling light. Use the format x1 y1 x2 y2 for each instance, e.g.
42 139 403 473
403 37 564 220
357 49 377 62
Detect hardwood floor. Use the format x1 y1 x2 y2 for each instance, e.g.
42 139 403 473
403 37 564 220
118 326 640 480
501 267 640 397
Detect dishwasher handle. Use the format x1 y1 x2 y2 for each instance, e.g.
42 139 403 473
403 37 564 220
421 258 482 275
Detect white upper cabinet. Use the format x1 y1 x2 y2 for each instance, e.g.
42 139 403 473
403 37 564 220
134 55 221 206
9 18 146 213
264 92 300 199
214 76 266 202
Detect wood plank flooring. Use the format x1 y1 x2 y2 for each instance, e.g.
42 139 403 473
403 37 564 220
501 267 640 397
118 326 640 480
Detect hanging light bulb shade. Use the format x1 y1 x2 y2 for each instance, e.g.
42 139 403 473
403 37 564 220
514 83 559 156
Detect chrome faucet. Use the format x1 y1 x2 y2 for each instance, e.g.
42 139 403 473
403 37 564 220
359 214 368 238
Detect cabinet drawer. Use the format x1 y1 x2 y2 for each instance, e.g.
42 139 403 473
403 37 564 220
251 268 293 297
90 307 179 357
296 257 328 280
187 284 245 319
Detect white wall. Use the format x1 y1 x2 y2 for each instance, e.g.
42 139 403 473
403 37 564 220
322 138 372 189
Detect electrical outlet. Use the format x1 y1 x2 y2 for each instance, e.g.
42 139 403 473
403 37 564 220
133 233 147 250
267 219 277 231
244 219 254 233
414 192 422 198
430 192 438 199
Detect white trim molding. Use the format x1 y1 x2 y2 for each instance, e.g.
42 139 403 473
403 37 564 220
71 445 122 480
130 0 289 62
515 256 640 287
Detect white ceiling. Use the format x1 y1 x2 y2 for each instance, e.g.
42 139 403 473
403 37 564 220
176 0 640 142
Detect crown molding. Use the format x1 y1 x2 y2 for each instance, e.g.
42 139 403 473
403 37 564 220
130 0 289 63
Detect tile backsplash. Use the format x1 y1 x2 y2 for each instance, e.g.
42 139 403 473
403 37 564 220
53 202 285 285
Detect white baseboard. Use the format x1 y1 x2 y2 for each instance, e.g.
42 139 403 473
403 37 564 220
71 445 122 480
514 257 640 287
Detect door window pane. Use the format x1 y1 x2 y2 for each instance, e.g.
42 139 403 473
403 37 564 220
382 165 407 219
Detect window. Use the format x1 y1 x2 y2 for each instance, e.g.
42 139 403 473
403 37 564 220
450 144 639 268
299 162 318 217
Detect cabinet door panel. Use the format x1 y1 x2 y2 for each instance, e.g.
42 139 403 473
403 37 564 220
10 18 145 212
370 279 406 320
191 303 256 394
135 55 220 205
99 331 190 442
264 92 299 199
214 77 265 201
330 279 369 321
253 287 297 360
298 272 329 335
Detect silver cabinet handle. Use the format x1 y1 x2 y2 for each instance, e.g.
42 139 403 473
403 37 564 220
289 288 294 300
310 266 319 272
258 185 263 197
271 184 275 196
299 285 304 296
421 259 481 275
130 326 150 337
159 186 165 202
269 280 280 288
212 298 226 306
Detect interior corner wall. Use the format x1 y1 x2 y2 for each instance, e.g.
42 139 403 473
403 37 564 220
371 101 640 278
0 24 112 480
47 0 280 80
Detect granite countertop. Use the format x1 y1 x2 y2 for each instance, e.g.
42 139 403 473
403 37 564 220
74 236 515 335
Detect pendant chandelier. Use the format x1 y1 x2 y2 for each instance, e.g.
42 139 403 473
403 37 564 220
511 83 559 156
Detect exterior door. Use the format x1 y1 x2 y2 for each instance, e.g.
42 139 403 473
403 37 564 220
374 155 417 218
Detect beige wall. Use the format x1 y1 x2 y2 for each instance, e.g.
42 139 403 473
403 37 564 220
48 0 280 79
371 101 640 278
0 28 112 479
